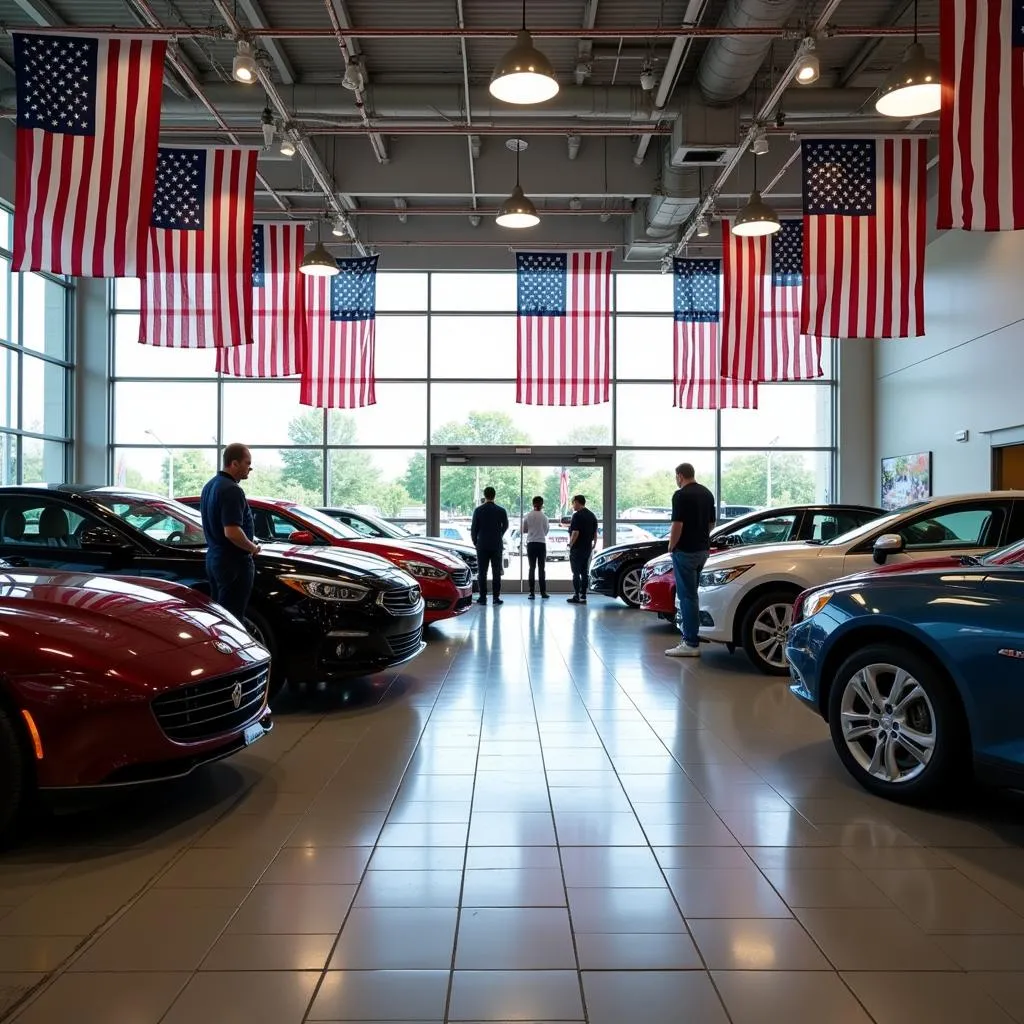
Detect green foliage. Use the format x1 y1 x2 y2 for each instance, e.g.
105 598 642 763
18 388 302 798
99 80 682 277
161 449 215 498
720 452 814 507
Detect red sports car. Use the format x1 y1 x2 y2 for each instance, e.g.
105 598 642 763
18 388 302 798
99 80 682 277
178 496 473 625
638 553 678 620
0 568 272 845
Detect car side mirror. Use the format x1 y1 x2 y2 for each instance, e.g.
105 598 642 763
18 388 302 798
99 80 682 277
723 534 742 547
80 525 131 551
288 530 317 545
872 532 905 564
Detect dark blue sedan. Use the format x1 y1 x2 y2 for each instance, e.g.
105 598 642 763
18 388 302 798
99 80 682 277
786 566 1024 802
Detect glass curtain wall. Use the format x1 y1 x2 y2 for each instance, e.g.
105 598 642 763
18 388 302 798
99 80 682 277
109 272 835 525
0 206 74 485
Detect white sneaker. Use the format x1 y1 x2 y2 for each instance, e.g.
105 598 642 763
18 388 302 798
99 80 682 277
665 643 701 658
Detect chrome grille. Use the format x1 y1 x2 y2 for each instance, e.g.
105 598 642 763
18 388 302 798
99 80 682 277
152 666 268 742
451 566 472 588
387 628 424 660
379 585 421 614
463 553 479 575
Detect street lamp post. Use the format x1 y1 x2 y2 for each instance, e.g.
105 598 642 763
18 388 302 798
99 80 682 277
145 428 174 498
765 435 780 506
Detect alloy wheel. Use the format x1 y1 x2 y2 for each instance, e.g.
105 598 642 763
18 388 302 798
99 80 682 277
750 602 792 670
620 567 643 606
839 663 936 784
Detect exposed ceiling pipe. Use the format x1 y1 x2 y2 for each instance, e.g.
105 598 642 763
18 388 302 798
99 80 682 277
255 205 634 216
674 0 848 254
123 0 290 213
697 0 803 105
567 135 582 160
634 0 710 166
455 0 478 221
141 123 675 137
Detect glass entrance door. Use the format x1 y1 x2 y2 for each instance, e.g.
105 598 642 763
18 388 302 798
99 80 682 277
429 450 612 593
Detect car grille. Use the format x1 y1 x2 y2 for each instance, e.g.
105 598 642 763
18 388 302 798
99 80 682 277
152 666 268 743
463 553 478 575
379 585 421 614
451 566 472 588
388 628 423 660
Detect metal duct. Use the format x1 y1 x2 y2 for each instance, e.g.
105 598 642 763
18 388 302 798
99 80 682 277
645 144 700 239
697 0 802 105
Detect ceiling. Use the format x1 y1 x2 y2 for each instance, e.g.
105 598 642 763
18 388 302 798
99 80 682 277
0 0 939 267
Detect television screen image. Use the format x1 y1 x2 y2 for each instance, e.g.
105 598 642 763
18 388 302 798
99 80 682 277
881 452 932 510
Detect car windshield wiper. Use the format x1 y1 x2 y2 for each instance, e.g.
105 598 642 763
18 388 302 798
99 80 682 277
958 554 981 566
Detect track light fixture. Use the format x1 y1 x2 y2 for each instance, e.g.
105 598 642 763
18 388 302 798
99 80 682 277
750 125 769 156
331 215 348 238
496 139 539 228
695 215 710 238
489 0 559 105
232 39 257 85
342 56 367 93
279 133 296 158
260 107 275 148
875 2 939 117
640 61 657 92
794 39 820 85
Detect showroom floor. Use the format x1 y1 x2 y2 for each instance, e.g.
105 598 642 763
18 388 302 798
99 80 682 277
2 602 1024 1024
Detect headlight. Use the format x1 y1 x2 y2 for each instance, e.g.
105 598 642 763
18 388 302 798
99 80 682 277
699 564 753 588
398 561 448 580
281 575 370 603
649 561 673 577
802 589 834 619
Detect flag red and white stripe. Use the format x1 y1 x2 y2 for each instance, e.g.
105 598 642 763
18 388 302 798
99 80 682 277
12 33 165 276
140 146 259 349
516 250 611 406
801 138 927 340
216 224 306 377
720 221 768 381
300 255 378 409
938 0 1024 230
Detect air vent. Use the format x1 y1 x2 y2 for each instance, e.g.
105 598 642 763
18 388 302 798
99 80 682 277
677 148 728 164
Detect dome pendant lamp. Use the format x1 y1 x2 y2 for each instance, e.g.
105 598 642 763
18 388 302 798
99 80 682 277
731 149 780 237
875 0 940 117
496 139 540 229
300 219 340 277
489 0 559 105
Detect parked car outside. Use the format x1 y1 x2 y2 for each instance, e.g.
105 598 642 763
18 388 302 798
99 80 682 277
179 496 472 625
787 564 1024 802
0 487 426 695
0 568 272 845
601 504 884 610
696 492 1024 675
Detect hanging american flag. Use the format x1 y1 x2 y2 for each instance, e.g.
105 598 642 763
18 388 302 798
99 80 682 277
300 255 378 409
720 221 768 382
216 224 306 377
761 220 822 381
516 250 611 406
674 258 757 410
801 138 927 340
559 467 570 510
140 146 259 349
938 0 1024 230
12 33 165 277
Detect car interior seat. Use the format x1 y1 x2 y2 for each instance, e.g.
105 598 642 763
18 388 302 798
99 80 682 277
819 520 839 542
1 508 26 543
38 507 71 547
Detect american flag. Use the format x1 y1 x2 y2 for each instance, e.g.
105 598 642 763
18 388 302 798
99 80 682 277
801 138 927 340
674 258 758 410
516 250 611 406
761 220 822 381
216 225 307 377
938 0 1024 230
300 254 378 409
12 33 165 277
559 467 570 509
720 220 768 382
140 146 259 349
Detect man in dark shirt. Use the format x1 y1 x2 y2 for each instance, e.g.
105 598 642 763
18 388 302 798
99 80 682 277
567 494 599 604
666 462 716 657
200 443 261 623
470 486 509 605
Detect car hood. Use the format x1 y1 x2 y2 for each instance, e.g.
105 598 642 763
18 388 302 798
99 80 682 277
334 538 466 571
406 537 476 559
256 543 415 585
703 540 819 569
594 539 668 561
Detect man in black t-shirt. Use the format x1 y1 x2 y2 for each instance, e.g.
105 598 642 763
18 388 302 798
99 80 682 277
567 494 599 603
665 462 716 657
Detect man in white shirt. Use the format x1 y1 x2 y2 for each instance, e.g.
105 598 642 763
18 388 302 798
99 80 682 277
522 496 550 600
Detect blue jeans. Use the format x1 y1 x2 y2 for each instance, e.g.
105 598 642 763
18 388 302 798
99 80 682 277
206 552 255 623
671 550 708 647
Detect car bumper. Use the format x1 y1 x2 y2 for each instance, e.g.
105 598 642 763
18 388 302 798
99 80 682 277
424 584 474 623
640 575 675 614
697 585 738 644
588 564 620 596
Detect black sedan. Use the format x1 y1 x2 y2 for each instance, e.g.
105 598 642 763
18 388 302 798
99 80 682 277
590 504 886 607
0 486 426 697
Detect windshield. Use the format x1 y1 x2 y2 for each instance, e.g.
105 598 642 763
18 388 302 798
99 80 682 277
100 495 207 547
290 504 363 540
823 501 929 547
982 537 1024 564
350 509 409 539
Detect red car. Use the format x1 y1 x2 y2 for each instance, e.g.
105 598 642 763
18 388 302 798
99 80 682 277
0 568 272 845
864 535 1024 575
178 496 473 625
638 553 678 620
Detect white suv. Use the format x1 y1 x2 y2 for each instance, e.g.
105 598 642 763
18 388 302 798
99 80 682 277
698 492 1024 675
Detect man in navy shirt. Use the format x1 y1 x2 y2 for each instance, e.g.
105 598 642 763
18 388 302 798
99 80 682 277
200 443 261 622
471 486 509 605
567 494 599 604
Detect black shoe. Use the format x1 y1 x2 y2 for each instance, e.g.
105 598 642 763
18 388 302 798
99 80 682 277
567 596 581 604
493 598 504 605
476 598 487 605
528 593 536 600
580 596 587 603
541 593 550 599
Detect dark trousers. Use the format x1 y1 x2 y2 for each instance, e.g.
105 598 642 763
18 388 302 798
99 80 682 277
206 552 255 623
526 542 547 595
476 547 503 600
570 547 592 598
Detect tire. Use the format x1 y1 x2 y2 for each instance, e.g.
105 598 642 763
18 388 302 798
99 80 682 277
617 565 644 608
0 705 31 849
826 645 966 803
243 607 286 702
740 590 796 675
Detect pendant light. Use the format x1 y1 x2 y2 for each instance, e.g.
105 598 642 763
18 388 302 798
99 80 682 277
489 0 559 105
496 139 539 229
875 0 940 117
300 219 339 277
732 147 780 237
232 40 257 84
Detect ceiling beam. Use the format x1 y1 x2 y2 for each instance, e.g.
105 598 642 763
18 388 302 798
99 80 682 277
235 0 296 85
837 0 915 87
10 0 63 26
576 0 600 83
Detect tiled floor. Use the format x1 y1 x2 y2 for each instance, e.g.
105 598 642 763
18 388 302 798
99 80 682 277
2 599 1024 1023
